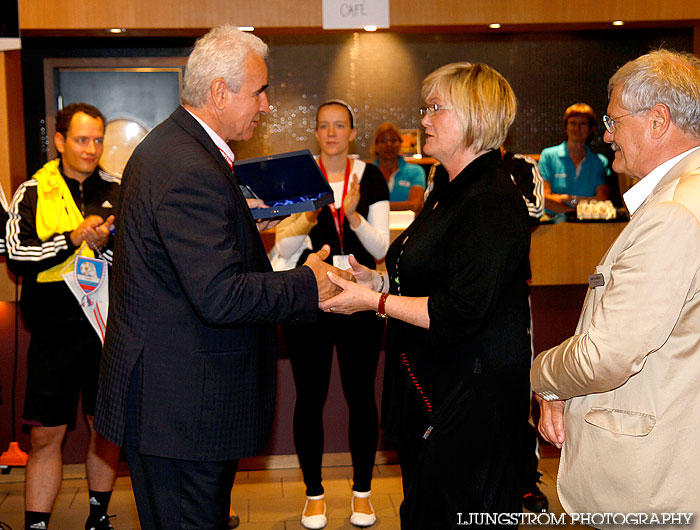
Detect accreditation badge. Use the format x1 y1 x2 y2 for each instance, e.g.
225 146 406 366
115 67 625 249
333 254 351 270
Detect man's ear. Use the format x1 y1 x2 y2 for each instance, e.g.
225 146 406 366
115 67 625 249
210 78 228 110
649 103 671 139
55 132 66 155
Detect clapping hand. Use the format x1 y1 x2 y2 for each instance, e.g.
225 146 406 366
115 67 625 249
71 214 115 250
343 175 361 228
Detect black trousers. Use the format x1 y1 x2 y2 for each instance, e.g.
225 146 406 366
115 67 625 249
520 418 541 486
285 310 384 496
125 447 238 530
125 361 238 529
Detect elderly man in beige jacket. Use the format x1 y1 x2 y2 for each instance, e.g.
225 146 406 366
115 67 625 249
531 49 700 525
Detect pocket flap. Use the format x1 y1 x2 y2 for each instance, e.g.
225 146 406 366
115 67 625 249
584 407 656 436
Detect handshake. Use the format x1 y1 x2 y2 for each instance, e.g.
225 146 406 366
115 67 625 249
302 245 357 302
302 246 384 318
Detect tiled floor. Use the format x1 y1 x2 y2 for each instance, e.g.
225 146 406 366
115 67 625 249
0 456 591 529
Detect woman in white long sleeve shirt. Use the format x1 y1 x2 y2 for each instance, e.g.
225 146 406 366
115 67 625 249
274 100 389 530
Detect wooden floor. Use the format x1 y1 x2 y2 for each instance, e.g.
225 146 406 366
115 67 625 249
0 455 590 529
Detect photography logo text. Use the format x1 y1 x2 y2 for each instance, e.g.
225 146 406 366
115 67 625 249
457 512 694 526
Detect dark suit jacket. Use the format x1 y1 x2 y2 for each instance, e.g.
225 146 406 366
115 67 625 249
94 106 318 461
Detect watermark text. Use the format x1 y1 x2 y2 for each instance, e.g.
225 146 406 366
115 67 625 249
456 512 694 526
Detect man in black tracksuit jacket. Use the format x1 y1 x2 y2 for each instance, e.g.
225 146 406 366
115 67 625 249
6 103 121 530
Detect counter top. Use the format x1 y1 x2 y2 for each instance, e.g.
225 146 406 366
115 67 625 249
530 221 627 285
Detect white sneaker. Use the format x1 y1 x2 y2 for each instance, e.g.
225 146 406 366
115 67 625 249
301 494 327 529
350 490 376 527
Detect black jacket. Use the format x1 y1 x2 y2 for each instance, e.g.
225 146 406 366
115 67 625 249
95 106 319 461
5 164 120 325
382 150 532 526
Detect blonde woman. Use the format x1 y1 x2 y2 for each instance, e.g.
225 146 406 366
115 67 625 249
319 64 532 529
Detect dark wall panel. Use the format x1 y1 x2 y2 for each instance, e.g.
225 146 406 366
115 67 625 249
234 29 692 159
21 28 692 173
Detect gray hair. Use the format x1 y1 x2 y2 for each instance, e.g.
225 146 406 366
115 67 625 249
181 25 269 107
608 49 700 138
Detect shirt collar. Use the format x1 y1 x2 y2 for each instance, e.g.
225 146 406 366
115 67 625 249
184 107 236 166
623 146 700 216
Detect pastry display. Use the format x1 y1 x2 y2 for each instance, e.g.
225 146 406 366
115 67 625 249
576 199 617 220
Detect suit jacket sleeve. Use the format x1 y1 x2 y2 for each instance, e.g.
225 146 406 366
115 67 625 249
531 201 700 400
154 162 317 326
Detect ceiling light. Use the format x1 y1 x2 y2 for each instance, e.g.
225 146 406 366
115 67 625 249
108 28 125 34
364 25 377 32
612 20 624 26
489 23 501 29
238 26 255 32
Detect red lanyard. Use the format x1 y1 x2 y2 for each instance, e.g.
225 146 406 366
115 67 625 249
318 158 351 254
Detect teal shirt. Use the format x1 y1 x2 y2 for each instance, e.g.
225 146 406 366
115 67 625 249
373 157 426 202
538 141 609 197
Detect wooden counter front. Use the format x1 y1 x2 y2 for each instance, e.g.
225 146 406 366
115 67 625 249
530 221 627 286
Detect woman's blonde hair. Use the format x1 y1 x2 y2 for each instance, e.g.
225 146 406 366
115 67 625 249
421 62 517 152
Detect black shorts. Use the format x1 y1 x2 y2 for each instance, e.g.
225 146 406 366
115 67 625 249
22 316 103 428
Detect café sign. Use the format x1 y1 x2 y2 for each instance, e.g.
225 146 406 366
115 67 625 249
322 0 390 29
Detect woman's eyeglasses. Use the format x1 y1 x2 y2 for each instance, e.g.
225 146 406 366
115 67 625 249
419 104 452 117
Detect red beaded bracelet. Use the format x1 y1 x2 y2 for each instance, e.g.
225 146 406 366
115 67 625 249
376 292 389 319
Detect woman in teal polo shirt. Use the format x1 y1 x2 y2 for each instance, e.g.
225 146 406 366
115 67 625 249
371 122 426 214
538 103 610 211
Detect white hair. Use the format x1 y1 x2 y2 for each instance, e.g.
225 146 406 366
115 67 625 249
609 49 700 138
181 25 269 107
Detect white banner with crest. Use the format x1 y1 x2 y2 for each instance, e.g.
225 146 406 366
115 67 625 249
62 254 109 344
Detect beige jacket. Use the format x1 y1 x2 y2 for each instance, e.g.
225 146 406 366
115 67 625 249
531 148 700 523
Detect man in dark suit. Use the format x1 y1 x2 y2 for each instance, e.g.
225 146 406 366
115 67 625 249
94 26 343 529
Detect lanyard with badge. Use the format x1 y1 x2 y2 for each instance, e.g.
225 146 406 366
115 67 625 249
318 158 353 270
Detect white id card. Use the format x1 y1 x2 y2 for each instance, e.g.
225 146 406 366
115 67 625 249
332 255 351 270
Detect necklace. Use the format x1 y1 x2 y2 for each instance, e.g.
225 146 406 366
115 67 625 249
392 234 409 295
393 233 434 416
